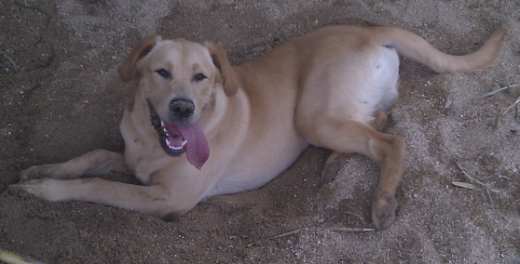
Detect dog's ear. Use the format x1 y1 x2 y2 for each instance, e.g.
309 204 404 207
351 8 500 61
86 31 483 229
118 36 162 83
204 42 239 97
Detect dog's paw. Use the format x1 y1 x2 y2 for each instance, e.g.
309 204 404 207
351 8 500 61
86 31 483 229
371 195 398 231
10 179 65 202
321 154 348 184
7 182 35 199
321 162 340 184
19 165 48 181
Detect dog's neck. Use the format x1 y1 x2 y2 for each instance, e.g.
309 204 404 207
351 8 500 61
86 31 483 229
196 83 230 137
201 82 251 149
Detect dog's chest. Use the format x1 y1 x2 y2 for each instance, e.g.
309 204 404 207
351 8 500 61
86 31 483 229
120 111 167 184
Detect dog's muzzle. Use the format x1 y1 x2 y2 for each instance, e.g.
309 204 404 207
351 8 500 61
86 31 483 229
146 100 210 170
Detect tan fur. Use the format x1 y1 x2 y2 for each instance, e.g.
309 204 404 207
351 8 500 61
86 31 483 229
17 25 506 230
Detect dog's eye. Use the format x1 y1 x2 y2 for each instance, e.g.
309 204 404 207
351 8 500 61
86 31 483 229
156 69 170 78
193 73 207 82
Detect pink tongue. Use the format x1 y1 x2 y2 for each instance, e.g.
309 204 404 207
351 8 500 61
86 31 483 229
171 122 210 170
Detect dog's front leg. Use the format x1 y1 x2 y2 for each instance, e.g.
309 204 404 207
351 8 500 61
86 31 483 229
14 178 188 219
20 149 129 180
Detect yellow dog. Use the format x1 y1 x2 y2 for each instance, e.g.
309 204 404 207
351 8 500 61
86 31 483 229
17 25 506 230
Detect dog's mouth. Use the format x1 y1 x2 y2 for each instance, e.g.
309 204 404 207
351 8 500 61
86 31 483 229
148 102 210 170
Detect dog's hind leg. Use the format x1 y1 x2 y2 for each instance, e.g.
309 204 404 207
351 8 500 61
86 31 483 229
321 110 388 183
20 149 129 180
306 117 406 230
370 110 389 131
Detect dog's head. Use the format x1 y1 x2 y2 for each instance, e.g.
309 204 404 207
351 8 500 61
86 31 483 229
118 36 239 169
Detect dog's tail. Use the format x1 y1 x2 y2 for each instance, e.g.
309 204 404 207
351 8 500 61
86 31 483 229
375 27 506 73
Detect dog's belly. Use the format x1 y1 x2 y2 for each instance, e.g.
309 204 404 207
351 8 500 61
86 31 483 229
208 96 308 196
208 136 308 196
371 46 400 112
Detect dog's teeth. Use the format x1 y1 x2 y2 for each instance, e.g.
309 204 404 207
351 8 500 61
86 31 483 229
165 138 187 150
161 120 165 127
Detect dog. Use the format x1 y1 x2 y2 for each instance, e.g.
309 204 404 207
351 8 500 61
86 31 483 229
16 25 506 230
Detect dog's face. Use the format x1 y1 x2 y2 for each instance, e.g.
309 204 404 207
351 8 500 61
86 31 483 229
118 36 239 169
136 40 215 126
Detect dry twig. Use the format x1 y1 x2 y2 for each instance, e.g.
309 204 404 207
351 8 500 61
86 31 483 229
451 181 477 190
500 95 520 118
272 226 375 239
328 227 375 232
478 84 520 99
478 73 520 129
0 250 48 264
455 163 499 193
0 50 17 71
454 162 501 205
272 228 306 239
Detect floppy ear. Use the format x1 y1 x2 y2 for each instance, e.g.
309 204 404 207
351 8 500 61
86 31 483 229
118 36 162 83
204 42 239 97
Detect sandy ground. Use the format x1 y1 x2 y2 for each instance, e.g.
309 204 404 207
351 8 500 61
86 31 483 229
1 0 519 263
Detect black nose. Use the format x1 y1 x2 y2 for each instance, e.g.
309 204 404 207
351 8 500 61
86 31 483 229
169 98 195 121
